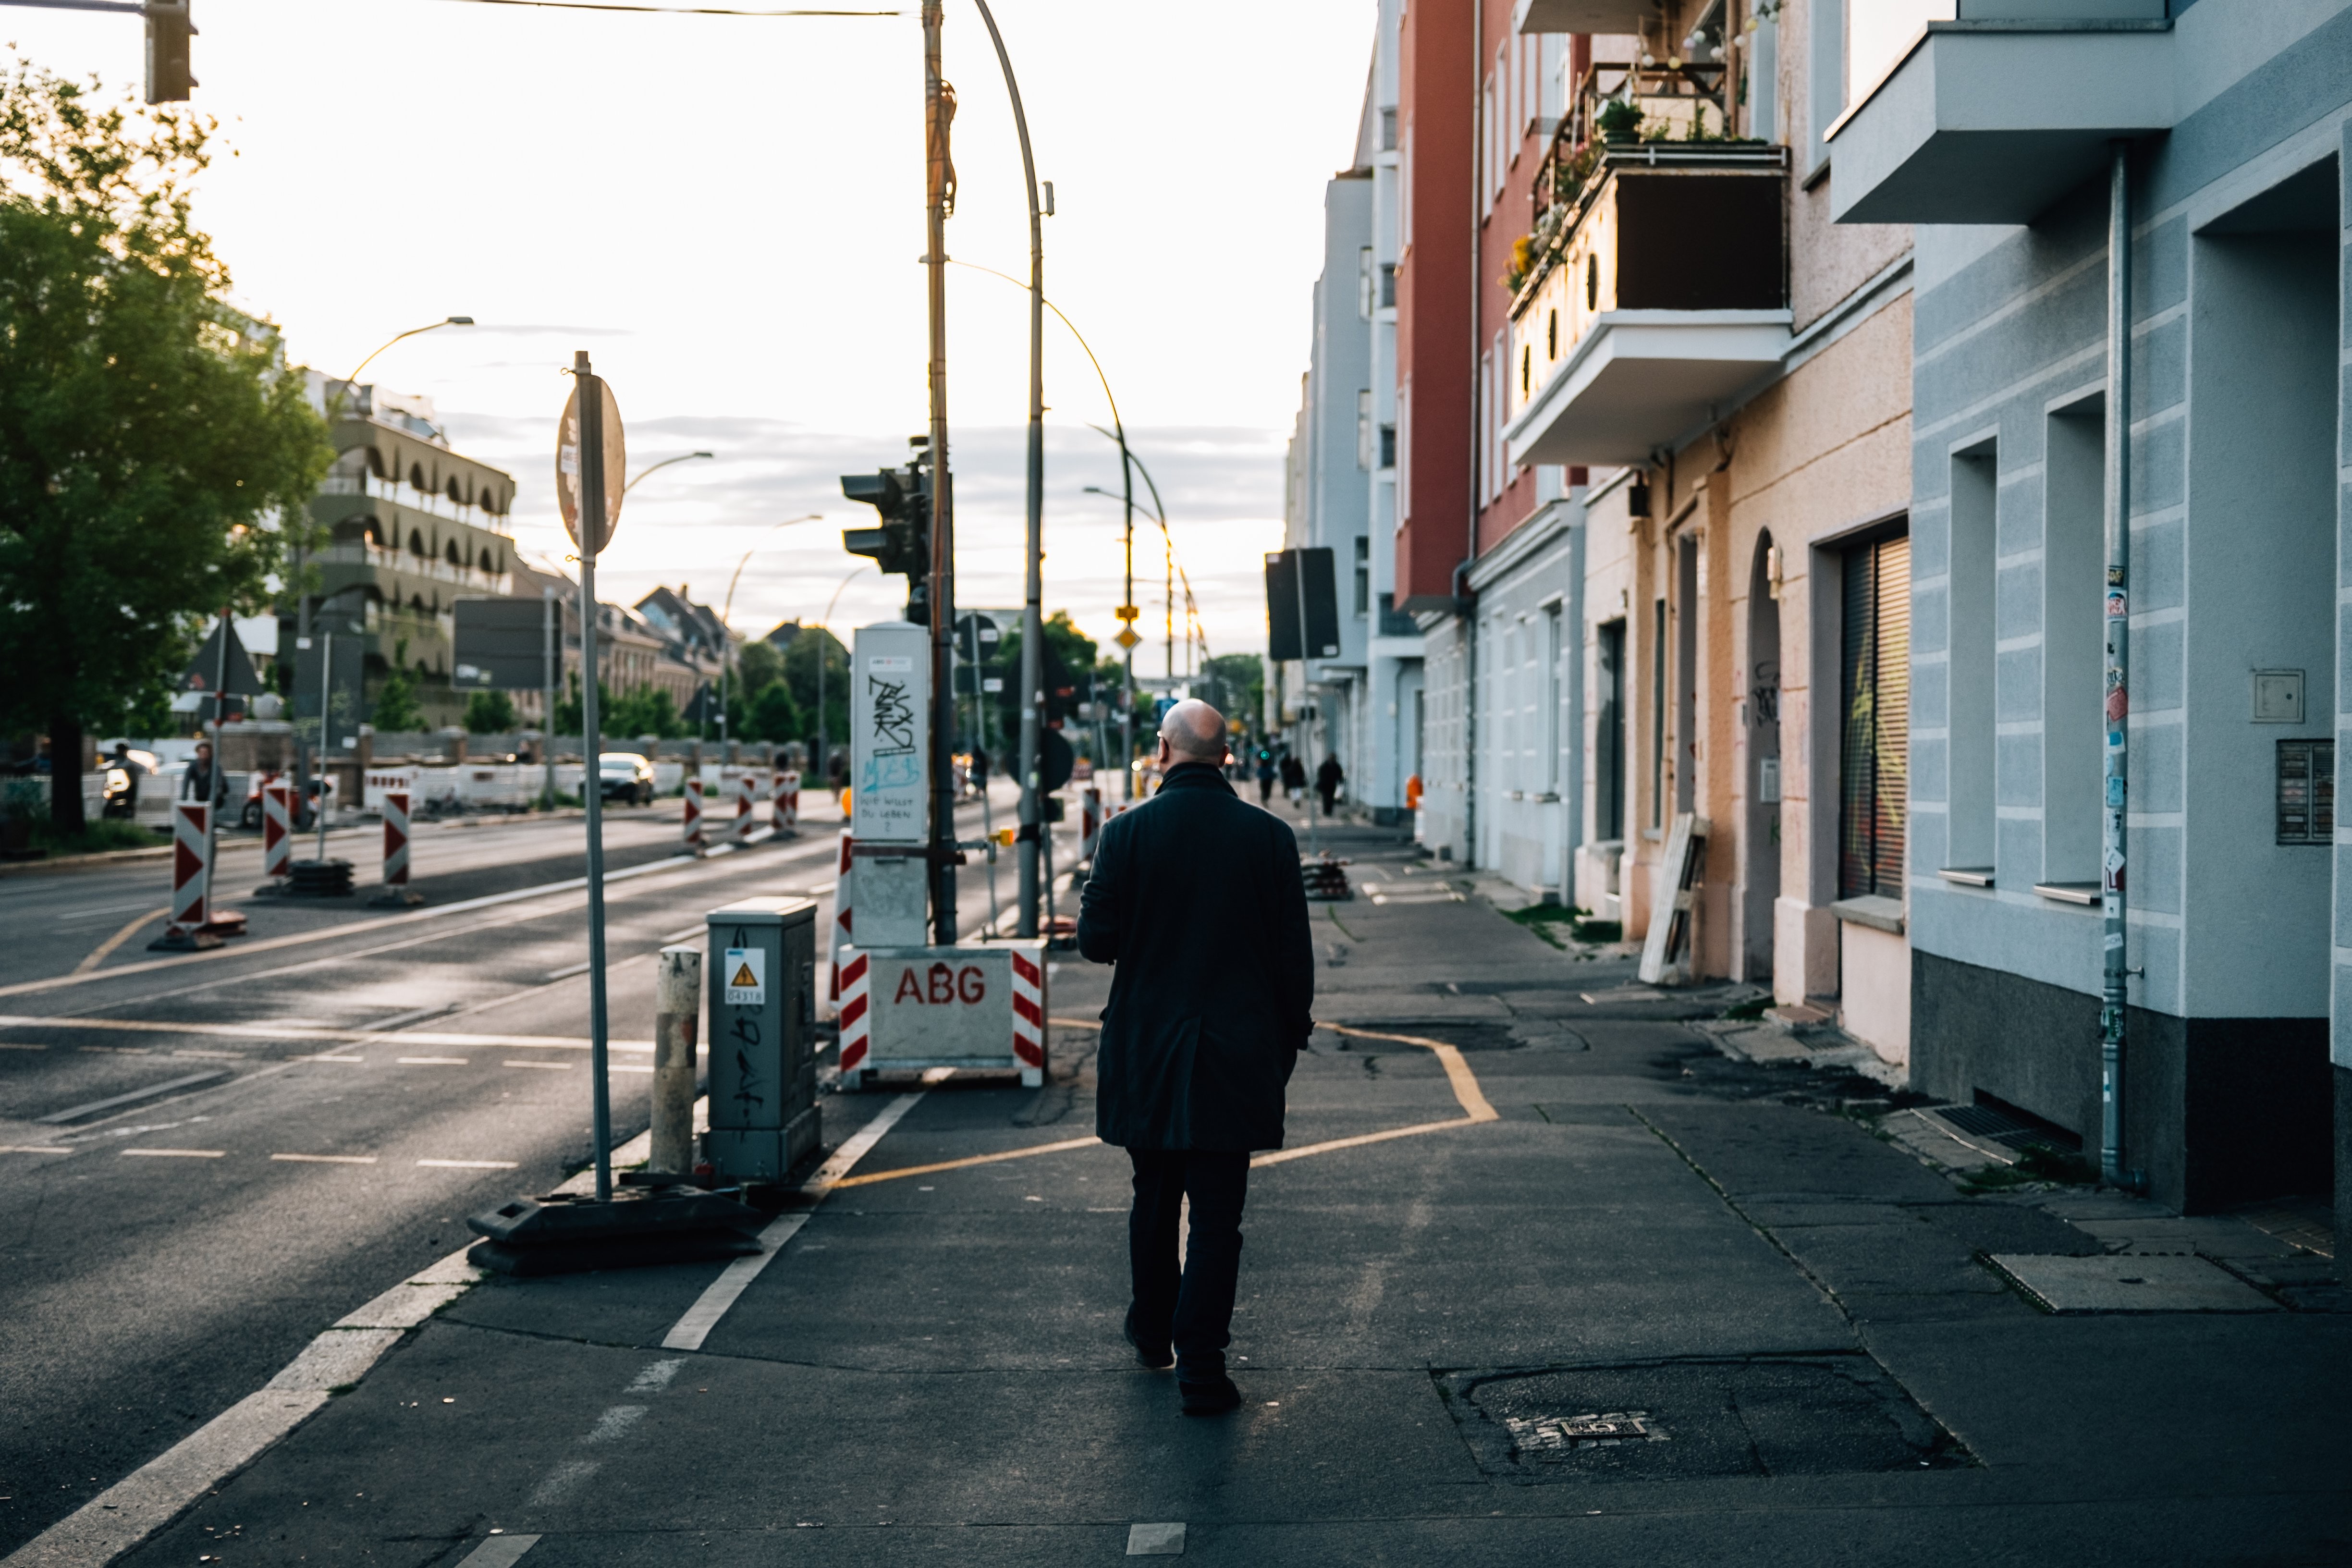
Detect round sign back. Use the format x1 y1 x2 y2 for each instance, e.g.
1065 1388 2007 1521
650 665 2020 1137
556 378 627 556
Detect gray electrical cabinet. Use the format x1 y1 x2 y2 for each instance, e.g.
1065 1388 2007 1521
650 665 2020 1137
704 896 821 1182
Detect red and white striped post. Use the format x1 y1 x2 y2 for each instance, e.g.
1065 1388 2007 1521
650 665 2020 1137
261 782 294 881
682 777 705 853
772 767 799 831
828 828 853 1005
733 771 757 845
382 789 410 885
153 802 215 950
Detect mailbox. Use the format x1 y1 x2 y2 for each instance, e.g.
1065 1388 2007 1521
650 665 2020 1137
704 896 821 1182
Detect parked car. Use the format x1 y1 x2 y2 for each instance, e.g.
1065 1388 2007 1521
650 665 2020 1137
599 752 655 805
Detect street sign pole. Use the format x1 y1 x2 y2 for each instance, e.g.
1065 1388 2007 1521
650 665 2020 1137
314 631 332 862
542 588 558 809
562 350 626 1202
205 607 229 895
923 0 957 946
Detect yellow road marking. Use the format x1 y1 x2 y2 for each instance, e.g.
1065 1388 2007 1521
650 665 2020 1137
1318 1022 1500 1123
73 907 170 976
1252 1116 1484 1166
831 1135 1102 1189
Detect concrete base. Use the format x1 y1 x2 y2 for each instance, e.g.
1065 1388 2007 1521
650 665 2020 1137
1913 952 2332 1213
2337 1065 2352 1263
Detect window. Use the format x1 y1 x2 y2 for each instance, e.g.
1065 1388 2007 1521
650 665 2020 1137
1354 537 1370 617
1544 605 1562 793
1380 263 1396 309
1357 246 1375 319
1357 389 1373 471
1651 599 1666 830
1379 423 1396 469
1838 531 1911 899
1379 106 1397 152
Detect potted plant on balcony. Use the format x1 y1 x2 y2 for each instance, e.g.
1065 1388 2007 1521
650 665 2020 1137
1597 98 1643 144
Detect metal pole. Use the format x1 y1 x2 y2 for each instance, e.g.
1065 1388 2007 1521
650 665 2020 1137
652 945 700 1175
576 350 613 1204
923 0 956 946
314 631 332 862
1122 428 1135 800
206 607 229 886
814 631 825 789
2099 141 2138 1191
973 0 1047 942
541 587 557 808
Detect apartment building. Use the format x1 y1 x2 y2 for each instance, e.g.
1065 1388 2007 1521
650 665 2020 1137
1828 0 2351 1225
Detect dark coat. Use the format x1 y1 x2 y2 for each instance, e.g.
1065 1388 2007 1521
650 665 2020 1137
1078 762 1313 1151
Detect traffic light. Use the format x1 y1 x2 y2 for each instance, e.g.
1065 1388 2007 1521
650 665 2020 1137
145 0 196 103
841 440 936 625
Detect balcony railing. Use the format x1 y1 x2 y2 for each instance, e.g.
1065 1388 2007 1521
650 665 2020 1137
317 472 510 528
1505 144 1788 466
314 542 512 596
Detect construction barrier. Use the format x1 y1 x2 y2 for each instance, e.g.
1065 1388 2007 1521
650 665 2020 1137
381 790 411 888
734 772 758 845
683 778 705 852
828 829 853 1004
261 783 293 880
165 802 209 939
772 768 800 830
836 939 1049 1088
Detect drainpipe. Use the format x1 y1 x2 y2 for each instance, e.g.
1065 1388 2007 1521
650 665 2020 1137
1458 0 1483 869
2099 140 2144 1192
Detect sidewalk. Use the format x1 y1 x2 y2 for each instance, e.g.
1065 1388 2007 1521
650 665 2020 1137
70 823 2350 1565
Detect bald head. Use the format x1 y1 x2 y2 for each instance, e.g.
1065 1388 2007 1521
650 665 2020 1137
1157 698 1228 765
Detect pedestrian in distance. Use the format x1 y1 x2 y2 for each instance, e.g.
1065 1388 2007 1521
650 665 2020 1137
1255 750 1276 806
1315 754 1344 818
1280 752 1307 809
1079 698 1313 1416
180 740 227 809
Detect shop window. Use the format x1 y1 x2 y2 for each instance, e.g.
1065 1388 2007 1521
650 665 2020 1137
1838 530 1911 899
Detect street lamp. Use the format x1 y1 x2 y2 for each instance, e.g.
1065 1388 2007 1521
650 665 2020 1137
625 451 715 495
344 316 474 389
716 515 824 748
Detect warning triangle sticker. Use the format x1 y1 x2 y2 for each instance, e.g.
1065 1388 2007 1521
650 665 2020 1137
731 963 758 989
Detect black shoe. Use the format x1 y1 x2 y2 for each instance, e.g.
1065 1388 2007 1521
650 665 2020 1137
1178 1373 1242 1415
1123 1308 1173 1370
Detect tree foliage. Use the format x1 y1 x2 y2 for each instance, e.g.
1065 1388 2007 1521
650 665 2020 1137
463 689 516 734
371 638 425 732
0 61 331 827
780 627 847 747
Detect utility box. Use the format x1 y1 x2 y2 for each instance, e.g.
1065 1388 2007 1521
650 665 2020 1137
837 938 1048 1088
704 896 821 1182
851 621 931 946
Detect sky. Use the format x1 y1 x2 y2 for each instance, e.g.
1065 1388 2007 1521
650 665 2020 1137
3 0 1373 662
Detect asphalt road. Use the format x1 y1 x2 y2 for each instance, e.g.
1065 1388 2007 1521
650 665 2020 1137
0 784 1075 1556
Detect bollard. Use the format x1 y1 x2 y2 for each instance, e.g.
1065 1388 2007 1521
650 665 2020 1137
734 771 757 845
261 782 294 882
828 828 853 1005
772 767 799 833
683 777 705 853
151 802 217 950
652 945 701 1176
370 789 423 906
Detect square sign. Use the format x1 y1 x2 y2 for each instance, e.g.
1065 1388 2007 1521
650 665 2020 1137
852 622 931 845
723 947 766 1005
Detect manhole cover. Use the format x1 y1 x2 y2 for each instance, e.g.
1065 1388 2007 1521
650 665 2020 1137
1437 1357 1969 1482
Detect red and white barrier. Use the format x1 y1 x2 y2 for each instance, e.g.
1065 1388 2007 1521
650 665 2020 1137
1011 948 1045 1079
682 778 705 852
381 789 411 888
733 772 757 845
1080 786 1102 861
261 783 293 880
837 950 870 1073
772 768 800 829
828 829 853 1003
165 802 209 940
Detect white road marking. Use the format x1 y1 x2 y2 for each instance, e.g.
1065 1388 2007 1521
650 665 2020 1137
121 1148 225 1159
397 1057 469 1066
169 1049 245 1060
417 1158 517 1170
611 1064 653 1074
0 1015 656 1052
271 1153 377 1164
628 1359 686 1393
452 1534 540 1568
503 1059 571 1070
0 1041 49 1050
527 1459 598 1507
581 1405 647 1446
34 1069 231 1124
542 960 592 981
1128 1521 1187 1556
0 1145 71 1155
297 1054 367 1064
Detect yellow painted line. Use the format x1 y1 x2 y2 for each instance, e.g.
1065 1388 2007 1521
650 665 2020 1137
831 1135 1103 1189
1318 1022 1500 1123
72 907 170 976
1047 1016 1101 1029
1252 1116 1481 1167
0 1015 654 1052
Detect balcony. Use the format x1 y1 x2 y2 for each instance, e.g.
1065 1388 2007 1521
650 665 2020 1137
314 542 512 597
1825 12 2174 225
1504 145 1788 469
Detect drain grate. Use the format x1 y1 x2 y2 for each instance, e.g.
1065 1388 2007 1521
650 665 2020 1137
1934 1100 2080 1152
1437 1357 1970 1482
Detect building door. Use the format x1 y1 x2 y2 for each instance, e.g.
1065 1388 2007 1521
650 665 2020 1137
1596 620 1626 842
1746 536 1782 979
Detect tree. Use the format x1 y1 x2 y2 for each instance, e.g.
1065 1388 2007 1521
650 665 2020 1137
735 637 782 698
746 680 802 744
371 638 425 732
463 689 516 734
781 628 847 749
0 62 332 831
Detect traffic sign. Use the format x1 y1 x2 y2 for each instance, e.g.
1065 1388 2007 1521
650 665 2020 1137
556 378 626 556
1114 604 1139 621
1114 628 1140 650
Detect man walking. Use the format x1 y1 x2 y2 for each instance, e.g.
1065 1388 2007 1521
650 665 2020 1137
1079 699 1313 1415
1315 754 1344 818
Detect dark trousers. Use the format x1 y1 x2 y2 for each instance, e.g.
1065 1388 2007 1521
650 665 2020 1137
1127 1149 1250 1380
